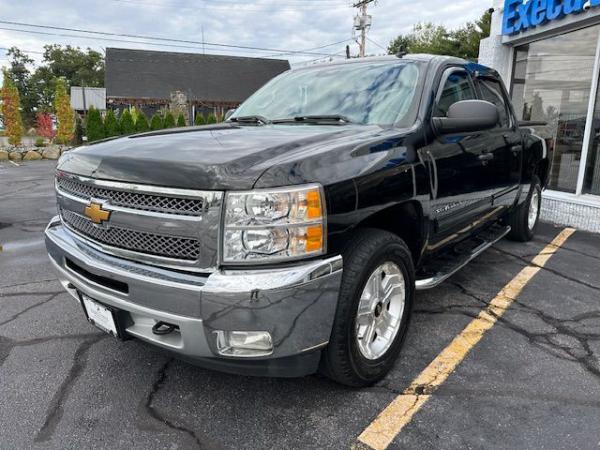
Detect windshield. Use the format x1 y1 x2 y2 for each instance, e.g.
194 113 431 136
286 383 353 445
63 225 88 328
231 61 422 126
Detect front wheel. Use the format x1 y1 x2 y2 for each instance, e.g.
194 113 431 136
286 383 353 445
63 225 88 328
507 177 542 242
320 229 414 387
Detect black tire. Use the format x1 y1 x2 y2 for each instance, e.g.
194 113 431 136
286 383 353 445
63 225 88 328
507 176 542 242
320 228 414 387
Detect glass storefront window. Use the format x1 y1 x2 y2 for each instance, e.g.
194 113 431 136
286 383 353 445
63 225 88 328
511 25 600 193
584 81 600 195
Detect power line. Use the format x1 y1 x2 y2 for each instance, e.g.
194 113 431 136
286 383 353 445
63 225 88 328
0 46 44 55
265 38 354 57
366 36 387 52
0 21 345 57
111 0 350 12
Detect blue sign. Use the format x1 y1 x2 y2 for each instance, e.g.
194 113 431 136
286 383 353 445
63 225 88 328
503 0 600 35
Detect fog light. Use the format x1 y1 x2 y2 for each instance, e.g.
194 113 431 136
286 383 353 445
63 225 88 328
215 330 273 357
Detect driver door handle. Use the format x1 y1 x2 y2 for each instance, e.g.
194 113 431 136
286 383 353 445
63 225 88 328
510 145 523 153
478 153 494 161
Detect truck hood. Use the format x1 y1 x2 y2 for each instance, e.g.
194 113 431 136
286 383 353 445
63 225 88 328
57 123 388 190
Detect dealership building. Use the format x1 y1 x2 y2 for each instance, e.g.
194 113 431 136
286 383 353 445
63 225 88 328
480 0 600 232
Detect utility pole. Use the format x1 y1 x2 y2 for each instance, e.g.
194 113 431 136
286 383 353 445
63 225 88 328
353 0 375 57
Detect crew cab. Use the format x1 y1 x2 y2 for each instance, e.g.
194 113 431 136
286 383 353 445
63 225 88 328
45 54 547 386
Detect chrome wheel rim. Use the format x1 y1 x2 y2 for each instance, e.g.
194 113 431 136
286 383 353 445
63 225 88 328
355 262 406 360
528 189 540 230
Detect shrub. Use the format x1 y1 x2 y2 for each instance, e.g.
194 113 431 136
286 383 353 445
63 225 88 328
73 115 84 145
194 114 205 125
54 78 75 145
176 113 186 127
206 113 217 124
163 111 176 128
1 70 24 146
86 107 105 142
120 109 135 134
104 110 120 137
34 137 46 147
35 112 55 140
136 111 150 132
150 113 163 131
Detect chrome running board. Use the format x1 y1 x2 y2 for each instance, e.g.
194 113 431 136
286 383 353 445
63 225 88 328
415 225 511 291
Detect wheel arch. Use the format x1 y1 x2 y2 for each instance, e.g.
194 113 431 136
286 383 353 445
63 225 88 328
354 200 426 267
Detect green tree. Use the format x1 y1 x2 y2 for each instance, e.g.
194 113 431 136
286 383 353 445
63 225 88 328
0 70 24 146
150 113 163 131
54 77 75 144
388 10 492 61
163 111 176 128
194 113 206 125
104 110 121 137
85 106 105 142
176 113 186 127
135 111 150 132
41 45 105 88
206 113 217 124
73 115 84 145
120 108 135 134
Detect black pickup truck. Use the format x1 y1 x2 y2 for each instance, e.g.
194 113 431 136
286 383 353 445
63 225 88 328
45 54 547 386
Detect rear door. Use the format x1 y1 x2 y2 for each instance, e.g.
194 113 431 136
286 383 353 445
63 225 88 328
421 67 497 246
474 75 522 210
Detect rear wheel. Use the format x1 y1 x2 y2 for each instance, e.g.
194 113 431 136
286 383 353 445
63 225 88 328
320 229 414 387
507 177 542 242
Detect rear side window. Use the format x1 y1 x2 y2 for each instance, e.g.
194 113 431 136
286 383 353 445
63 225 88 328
434 70 476 117
477 78 511 128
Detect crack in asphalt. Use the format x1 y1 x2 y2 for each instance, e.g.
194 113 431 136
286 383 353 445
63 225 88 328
142 358 217 450
531 236 600 262
0 279 60 290
34 334 107 443
0 292 62 327
0 290 63 298
423 281 600 380
0 333 103 368
492 247 600 293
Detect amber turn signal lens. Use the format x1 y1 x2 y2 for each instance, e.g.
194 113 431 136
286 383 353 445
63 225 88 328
305 224 324 252
306 189 323 220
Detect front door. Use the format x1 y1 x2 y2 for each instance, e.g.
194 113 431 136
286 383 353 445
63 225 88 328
474 75 522 210
421 67 498 248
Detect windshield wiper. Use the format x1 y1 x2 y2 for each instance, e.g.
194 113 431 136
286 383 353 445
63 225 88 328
229 115 270 125
272 115 354 124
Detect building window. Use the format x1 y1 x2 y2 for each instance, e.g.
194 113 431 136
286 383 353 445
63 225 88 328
511 25 600 194
584 78 600 195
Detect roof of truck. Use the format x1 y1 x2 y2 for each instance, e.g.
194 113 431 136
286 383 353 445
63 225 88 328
297 53 481 69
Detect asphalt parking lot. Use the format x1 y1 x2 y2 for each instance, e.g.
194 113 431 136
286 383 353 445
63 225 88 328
1 160 600 450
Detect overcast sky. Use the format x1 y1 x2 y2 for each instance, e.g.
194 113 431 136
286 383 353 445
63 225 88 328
0 0 493 70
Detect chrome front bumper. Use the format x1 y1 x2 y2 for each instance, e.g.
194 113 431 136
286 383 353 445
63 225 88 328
45 216 343 376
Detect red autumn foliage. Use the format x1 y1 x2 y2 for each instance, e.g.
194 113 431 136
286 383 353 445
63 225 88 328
36 112 55 140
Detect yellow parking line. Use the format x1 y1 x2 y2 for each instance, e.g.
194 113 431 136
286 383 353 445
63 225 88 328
356 227 576 450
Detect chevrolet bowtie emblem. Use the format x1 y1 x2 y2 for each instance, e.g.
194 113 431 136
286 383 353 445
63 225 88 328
84 202 111 224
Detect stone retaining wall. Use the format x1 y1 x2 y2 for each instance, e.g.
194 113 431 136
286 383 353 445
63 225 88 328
0 145 71 162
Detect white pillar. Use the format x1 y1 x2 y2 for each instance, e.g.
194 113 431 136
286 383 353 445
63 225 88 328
479 0 513 85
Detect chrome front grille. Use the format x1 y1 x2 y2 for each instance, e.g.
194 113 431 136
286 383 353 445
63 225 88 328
55 171 224 271
56 176 204 216
61 209 201 261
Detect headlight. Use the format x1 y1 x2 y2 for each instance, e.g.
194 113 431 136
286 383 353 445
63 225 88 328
223 184 325 263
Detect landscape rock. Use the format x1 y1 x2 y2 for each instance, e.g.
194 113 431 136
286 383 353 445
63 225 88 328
8 151 22 161
0 150 8 161
42 146 61 160
23 150 42 161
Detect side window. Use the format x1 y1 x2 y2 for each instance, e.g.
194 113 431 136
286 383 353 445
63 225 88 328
477 78 511 128
434 70 476 117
